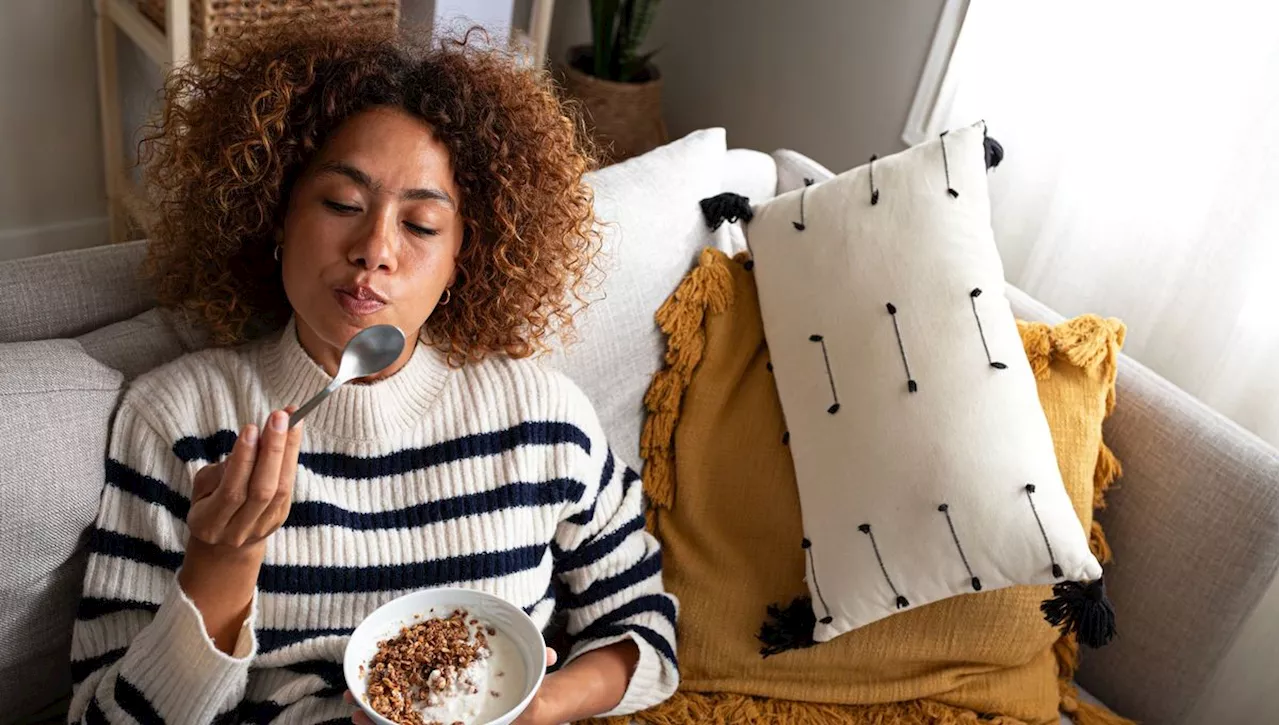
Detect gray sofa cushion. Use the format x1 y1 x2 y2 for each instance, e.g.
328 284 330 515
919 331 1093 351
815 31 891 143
0 340 123 721
0 241 151 343
76 307 205 382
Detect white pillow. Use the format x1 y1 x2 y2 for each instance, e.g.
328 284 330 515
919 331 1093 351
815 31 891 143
545 129 727 465
745 125 1103 642
714 149 778 256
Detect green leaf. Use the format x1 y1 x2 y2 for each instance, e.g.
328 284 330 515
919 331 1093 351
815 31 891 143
622 0 660 61
590 0 620 79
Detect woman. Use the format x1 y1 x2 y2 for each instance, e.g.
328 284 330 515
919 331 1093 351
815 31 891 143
69 22 677 725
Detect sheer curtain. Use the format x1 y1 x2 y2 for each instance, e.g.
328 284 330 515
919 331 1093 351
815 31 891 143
910 0 1279 445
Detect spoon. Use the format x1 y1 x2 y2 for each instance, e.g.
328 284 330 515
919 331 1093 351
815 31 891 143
288 324 407 428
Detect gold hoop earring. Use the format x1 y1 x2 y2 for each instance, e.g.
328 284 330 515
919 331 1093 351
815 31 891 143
440 288 451 306
274 244 282 262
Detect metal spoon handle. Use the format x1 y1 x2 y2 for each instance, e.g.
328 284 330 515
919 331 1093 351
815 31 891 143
289 379 343 428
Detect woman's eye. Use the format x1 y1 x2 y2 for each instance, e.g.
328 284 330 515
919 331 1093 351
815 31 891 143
404 222 438 237
323 200 361 214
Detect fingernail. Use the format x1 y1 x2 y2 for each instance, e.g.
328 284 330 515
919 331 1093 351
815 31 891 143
271 411 288 432
243 425 259 446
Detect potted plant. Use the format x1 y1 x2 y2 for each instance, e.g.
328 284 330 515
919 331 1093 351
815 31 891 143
561 0 666 163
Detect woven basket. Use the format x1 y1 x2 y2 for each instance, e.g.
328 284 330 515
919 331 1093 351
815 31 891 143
138 0 399 56
560 45 667 165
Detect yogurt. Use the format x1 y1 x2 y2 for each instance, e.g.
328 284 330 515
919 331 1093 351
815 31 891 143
363 608 529 725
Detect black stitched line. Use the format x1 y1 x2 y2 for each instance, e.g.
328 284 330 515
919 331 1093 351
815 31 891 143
801 538 834 624
869 155 880 205
886 303 918 393
938 503 982 591
940 131 959 198
859 524 908 608
1024 484 1063 578
969 288 1007 369
808 334 840 413
793 177 814 230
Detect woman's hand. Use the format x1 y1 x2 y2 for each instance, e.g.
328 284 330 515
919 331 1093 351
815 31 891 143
186 409 304 550
345 649 559 725
512 642 636 725
178 409 303 653
510 648 559 725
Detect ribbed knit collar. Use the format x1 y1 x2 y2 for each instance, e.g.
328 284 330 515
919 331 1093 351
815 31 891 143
259 317 451 441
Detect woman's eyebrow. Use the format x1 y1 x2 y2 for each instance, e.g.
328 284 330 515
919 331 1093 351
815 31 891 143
317 160 456 209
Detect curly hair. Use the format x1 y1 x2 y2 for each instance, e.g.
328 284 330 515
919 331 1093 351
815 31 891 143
140 22 600 360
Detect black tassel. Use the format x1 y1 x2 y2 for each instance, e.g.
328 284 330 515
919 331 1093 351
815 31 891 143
699 192 754 231
983 134 1004 170
1041 577 1116 648
758 595 818 658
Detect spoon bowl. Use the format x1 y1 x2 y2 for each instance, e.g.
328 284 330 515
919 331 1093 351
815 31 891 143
288 324 407 428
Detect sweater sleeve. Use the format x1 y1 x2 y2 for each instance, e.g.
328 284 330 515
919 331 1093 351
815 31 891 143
552 394 679 717
68 395 256 724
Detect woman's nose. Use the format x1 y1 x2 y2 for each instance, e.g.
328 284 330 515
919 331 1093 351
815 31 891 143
348 213 398 271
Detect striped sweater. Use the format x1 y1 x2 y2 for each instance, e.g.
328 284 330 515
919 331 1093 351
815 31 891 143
68 318 678 724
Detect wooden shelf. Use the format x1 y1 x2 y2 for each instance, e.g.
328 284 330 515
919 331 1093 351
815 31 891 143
104 0 168 65
95 0 190 243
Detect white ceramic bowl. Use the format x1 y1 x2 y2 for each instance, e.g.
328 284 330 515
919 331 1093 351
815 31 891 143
344 588 546 725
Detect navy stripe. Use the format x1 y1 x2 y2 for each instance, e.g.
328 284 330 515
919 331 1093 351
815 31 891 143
71 647 127 685
585 623 678 667
104 460 585 536
284 479 585 531
259 627 352 655
172 422 591 476
105 459 189 520
83 698 109 725
575 594 678 641
554 514 646 574
563 551 662 610
568 449 614 526
523 579 557 614
259 544 547 594
173 429 237 464
283 659 345 688
88 528 182 571
622 467 641 487
114 674 164 725
237 688 343 725
88 527 548 595
236 699 289 725
299 421 591 480
77 597 160 622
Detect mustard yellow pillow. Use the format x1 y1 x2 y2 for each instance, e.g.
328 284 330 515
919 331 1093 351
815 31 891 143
624 249 1130 725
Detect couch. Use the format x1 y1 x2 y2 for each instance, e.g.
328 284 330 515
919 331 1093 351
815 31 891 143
1 147 1275 725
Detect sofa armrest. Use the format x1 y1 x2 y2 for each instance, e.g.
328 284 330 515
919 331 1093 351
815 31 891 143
1007 285 1280 724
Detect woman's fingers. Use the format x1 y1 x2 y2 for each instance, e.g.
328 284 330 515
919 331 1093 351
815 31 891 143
257 408 303 538
545 647 557 667
225 411 288 545
344 689 373 725
193 424 259 540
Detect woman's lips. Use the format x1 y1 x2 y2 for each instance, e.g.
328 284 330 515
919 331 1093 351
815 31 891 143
334 288 387 316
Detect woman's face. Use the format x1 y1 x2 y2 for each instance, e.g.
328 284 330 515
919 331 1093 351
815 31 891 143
281 106 464 376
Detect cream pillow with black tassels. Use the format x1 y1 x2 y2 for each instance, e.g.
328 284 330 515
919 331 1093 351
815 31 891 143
701 123 1115 648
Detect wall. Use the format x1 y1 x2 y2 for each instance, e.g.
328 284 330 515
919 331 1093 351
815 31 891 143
0 1 108 262
0 1 942 261
548 0 947 170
